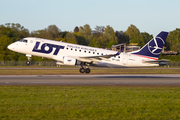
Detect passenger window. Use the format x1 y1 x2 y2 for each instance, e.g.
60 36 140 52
118 56 120 58
71 48 73 50
93 52 95 54
97 53 99 55
89 51 91 53
84 51 86 53
79 50 81 52
75 49 77 51
101 53 103 55
66 48 68 50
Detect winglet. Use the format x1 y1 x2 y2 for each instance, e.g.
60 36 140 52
114 47 124 56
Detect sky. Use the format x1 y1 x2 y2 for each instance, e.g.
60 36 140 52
0 0 180 36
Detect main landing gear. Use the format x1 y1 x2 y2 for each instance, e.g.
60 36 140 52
79 67 91 74
79 63 91 74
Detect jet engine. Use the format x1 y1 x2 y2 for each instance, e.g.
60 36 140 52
56 56 81 66
63 56 77 65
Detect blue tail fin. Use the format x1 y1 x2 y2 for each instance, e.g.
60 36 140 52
131 31 168 59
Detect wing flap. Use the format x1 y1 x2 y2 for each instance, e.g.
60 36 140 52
70 49 122 64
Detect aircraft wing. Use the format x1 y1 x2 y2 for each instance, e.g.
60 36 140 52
73 51 122 64
80 54 114 62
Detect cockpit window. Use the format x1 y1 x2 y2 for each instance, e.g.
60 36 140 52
19 39 23 42
23 40 27 43
19 39 28 43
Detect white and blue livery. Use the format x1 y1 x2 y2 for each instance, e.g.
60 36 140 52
8 31 169 73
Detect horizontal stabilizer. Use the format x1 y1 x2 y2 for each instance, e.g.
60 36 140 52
143 59 169 66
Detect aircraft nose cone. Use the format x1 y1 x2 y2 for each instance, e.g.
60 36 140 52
7 43 14 50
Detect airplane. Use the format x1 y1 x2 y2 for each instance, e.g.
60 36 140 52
7 31 169 74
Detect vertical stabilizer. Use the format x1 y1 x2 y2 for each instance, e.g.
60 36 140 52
131 31 168 60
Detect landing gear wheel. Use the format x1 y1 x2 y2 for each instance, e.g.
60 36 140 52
79 68 85 73
85 68 91 74
26 61 31 65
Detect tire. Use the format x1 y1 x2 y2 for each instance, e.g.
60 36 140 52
79 68 85 73
26 61 30 65
85 68 91 74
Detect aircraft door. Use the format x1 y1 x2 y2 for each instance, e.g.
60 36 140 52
123 53 128 65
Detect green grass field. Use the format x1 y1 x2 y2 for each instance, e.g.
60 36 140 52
0 85 180 120
0 68 180 75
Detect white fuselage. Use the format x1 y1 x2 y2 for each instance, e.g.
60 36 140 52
8 37 159 67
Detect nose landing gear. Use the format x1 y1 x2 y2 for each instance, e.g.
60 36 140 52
26 54 31 65
26 61 31 65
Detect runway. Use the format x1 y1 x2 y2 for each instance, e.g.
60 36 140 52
0 67 180 70
0 74 180 85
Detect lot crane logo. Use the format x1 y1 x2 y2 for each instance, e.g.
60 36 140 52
148 37 164 55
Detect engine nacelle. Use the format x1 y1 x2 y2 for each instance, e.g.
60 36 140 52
62 56 81 66
55 56 81 66
63 56 76 65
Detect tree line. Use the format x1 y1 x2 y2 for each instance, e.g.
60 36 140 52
0 23 180 61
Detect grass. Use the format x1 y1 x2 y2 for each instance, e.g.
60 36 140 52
0 85 180 119
0 68 180 75
0 65 77 68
